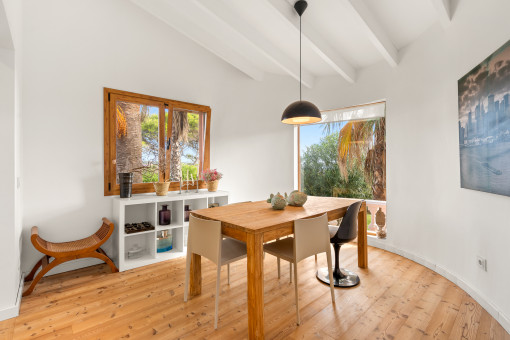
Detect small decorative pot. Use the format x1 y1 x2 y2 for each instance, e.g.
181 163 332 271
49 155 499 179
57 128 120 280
207 180 219 192
286 190 307 207
118 173 133 198
271 193 287 210
153 182 170 196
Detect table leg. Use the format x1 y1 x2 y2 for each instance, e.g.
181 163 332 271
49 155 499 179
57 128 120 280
247 233 264 339
189 253 202 297
357 202 368 268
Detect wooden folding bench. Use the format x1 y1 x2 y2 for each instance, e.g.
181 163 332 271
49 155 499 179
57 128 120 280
23 217 118 296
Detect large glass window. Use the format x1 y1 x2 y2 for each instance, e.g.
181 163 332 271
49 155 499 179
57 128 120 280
299 101 386 200
104 88 211 196
298 102 386 234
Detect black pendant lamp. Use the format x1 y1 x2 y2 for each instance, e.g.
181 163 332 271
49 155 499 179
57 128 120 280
281 0 322 125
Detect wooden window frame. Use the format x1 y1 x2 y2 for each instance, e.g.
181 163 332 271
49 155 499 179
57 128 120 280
104 88 211 196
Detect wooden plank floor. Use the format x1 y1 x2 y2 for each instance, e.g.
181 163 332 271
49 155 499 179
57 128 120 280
1 245 508 340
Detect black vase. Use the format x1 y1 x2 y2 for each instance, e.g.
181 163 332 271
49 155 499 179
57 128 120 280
118 173 133 198
159 205 171 225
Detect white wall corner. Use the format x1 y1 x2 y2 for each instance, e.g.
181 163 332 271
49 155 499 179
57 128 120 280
0 272 23 321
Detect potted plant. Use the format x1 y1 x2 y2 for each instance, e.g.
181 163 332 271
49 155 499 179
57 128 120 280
201 169 223 192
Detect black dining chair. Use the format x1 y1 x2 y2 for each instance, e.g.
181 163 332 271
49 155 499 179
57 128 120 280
316 200 363 287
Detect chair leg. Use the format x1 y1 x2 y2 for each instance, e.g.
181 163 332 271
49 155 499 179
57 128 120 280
214 264 221 329
314 254 317 262
23 258 64 297
24 256 46 282
326 250 335 303
276 238 280 278
227 263 230 285
293 261 300 325
184 249 191 302
289 262 292 283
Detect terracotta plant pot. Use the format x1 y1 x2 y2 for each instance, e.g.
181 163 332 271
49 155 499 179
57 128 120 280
206 180 219 192
153 182 170 196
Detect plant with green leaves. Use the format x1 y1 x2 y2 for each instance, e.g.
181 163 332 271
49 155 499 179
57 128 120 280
322 118 386 200
301 132 372 199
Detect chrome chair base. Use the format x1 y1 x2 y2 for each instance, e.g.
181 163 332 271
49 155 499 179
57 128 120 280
316 267 360 288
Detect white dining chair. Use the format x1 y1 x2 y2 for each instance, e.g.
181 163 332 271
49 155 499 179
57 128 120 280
184 215 247 329
263 213 335 325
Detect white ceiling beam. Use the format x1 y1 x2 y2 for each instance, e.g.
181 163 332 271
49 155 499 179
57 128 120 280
430 0 451 29
131 0 265 82
197 0 314 88
343 0 398 68
267 0 356 83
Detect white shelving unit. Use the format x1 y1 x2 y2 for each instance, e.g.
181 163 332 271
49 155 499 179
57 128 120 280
112 190 228 271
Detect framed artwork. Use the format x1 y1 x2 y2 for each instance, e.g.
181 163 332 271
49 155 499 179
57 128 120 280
458 40 510 197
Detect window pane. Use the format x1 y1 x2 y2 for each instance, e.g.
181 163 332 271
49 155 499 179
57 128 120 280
116 100 161 184
169 109 204 182
299 120 376 199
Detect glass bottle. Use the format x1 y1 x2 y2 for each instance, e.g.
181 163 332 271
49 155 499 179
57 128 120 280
159 205 171 225
184 205 191 222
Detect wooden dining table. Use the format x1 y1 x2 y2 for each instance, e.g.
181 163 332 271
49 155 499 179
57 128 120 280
190 196 368 339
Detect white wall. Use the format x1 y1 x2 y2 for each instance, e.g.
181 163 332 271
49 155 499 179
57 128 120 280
305 0 510 329
21 0 295 275
0 0 23 320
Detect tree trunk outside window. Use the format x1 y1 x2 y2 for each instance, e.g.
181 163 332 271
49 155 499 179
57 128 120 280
372 117 386 200
116 101 143 183
170 110 189 181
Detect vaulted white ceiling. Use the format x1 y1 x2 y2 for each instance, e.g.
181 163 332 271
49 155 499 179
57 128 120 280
131 0 451 86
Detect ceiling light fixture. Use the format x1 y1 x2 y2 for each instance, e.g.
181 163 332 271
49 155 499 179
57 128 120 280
281 0 322 125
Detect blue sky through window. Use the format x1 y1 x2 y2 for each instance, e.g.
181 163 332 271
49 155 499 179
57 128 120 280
299 121 346 155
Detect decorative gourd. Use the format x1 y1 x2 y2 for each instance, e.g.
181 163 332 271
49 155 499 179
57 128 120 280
286 190 308 207
266 193 274 203
270 192 287 210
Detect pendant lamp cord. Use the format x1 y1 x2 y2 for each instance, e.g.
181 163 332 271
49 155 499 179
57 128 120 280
299 15 302 101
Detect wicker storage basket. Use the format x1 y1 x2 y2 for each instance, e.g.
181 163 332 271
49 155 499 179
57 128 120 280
206 180 219 192
153 182 170 196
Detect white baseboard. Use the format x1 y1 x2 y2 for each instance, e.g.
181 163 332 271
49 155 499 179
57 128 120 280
367 236 510 335
0 272 23 321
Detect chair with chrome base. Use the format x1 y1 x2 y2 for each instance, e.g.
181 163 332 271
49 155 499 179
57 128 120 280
184 215 247 329
316 200 363 288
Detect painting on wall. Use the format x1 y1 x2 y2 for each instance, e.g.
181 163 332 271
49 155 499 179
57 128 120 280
458 40 510 197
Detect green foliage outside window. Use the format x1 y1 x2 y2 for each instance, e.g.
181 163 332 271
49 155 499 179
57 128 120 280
139 109 200 183
301 133 373 199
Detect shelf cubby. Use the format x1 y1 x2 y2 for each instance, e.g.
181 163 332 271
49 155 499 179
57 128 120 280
124 231 156 261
